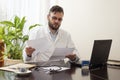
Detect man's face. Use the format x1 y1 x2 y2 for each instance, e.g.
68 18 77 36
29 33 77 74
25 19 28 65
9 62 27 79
48 12 64 30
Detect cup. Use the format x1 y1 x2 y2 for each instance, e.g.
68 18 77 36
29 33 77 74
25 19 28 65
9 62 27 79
81 60 90 76
18 67 27 72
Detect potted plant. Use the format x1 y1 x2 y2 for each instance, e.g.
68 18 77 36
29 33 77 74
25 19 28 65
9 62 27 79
0 40 4 67
0 16 40 60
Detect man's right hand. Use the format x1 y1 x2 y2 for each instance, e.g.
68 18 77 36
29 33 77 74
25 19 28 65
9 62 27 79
25 47 35 57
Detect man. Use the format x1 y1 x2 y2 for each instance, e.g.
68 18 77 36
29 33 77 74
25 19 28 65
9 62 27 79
23 5 79 63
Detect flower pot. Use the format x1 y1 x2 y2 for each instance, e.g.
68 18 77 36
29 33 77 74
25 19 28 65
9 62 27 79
0 59 4 67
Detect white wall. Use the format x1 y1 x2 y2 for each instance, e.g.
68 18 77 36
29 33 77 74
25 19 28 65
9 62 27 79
58 0 120 61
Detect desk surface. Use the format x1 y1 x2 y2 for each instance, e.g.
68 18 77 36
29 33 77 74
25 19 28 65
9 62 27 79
0 62 120 80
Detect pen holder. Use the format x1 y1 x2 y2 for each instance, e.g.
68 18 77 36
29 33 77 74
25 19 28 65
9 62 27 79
81 60 89 76
81 60 89 67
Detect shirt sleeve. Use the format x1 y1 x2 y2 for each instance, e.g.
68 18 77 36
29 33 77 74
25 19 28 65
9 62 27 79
69 56 80 63
22 47 32 62
67 33 80 63
22 27 39 62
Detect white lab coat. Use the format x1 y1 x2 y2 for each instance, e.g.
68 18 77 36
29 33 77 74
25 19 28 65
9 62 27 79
23 25 79 62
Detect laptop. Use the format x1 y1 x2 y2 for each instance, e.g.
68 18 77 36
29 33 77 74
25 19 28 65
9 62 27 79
89 39 112 69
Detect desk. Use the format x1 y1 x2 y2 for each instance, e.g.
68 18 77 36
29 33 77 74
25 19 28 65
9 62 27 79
0 61 120 80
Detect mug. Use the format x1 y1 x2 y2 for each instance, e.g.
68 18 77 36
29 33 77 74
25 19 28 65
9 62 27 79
18 67 27 72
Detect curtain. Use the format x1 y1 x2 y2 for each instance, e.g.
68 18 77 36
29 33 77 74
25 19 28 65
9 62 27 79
0 0 7 21
0 0 59 34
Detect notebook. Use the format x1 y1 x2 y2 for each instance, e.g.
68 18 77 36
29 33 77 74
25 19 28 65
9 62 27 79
89 39 112 69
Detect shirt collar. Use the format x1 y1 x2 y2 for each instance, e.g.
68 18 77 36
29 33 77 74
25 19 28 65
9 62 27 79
47 26 59 35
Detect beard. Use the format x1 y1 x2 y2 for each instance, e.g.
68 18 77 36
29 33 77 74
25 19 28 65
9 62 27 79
48 21 60 30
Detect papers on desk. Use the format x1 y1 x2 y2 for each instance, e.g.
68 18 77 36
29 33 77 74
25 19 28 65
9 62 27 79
41 66 70 73
107 60 120 69
0 63 36 72
49 48 74 61
107 61 120 66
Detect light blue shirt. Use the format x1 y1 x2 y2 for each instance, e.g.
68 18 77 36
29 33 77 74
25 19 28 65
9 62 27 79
47 28 58 42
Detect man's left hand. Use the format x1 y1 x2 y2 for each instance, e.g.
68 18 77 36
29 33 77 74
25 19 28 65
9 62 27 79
65 54 76 61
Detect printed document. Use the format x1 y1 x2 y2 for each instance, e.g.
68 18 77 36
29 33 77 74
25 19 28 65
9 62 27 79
27 37 52 56
49 48 74 61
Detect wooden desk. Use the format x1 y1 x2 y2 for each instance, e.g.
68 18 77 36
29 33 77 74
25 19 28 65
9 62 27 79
0 62 120 80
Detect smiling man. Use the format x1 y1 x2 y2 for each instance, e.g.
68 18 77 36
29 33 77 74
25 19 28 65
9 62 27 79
23 5 80 63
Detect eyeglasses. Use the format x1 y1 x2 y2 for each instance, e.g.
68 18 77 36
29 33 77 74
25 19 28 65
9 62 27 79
51 16 63 21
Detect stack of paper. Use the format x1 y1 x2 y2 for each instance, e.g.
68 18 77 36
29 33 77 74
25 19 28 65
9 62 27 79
107 60 120 66
4 59 23 66
0 63 36 72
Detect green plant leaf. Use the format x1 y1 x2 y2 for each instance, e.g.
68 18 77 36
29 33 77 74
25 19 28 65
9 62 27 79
0 27 4 34
0 27 4 39
22 35 29 43
29 24 40 30
0 36 2 39
14 16 20 28
0 21 14 27
19 16 26 30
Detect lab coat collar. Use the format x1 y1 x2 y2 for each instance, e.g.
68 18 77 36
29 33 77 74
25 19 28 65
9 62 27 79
46 26 61 44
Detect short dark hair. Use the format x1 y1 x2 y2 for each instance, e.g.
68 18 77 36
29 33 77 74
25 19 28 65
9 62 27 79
49 5 64 14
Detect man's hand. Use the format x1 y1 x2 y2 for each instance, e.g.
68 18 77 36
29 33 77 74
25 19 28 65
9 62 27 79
65 54 76 61
25 47 35 57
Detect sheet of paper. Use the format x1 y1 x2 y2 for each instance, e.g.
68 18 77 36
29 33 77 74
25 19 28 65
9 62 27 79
42 66 70 72
49 48 74 61
27 37 52 56
0 63 36 72
107 61 120 66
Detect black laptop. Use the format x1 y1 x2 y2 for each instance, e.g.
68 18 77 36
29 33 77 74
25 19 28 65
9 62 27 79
89 39 112 69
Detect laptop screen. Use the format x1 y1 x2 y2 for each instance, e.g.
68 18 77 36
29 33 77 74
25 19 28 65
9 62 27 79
89 39 112 69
